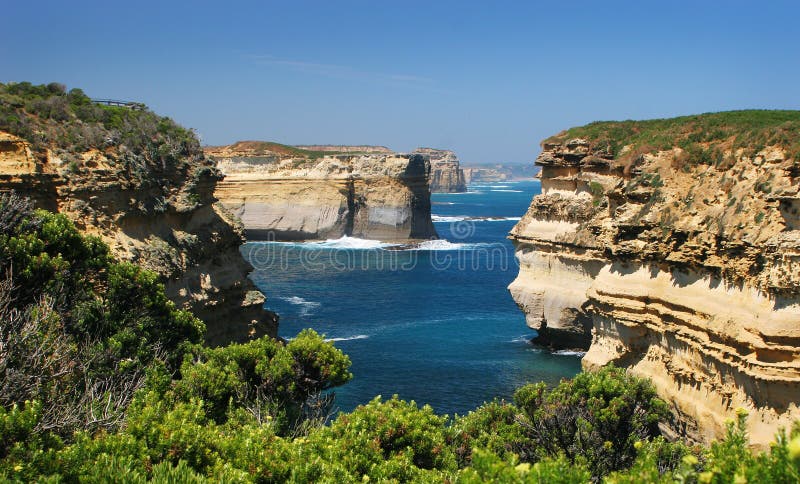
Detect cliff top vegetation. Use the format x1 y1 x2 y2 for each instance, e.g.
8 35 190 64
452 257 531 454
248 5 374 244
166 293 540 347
545 110 800 163
0 82 203 161
0 81 219 214
208 140 336 159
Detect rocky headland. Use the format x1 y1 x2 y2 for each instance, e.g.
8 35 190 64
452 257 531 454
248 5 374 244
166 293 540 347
413 147 467 193
0 85 277 344
509 111 800 446
206 141 437 241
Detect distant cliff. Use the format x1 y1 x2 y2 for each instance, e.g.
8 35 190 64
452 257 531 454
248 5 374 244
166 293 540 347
295 144 393 154
508 111 800 446
463 164 538 183
413 148 466 193
0 83 277 344
206 141 437 241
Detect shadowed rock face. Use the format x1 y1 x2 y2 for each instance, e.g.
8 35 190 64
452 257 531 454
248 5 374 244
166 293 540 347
0 132 278 345
208 143 437 242
509 120 800 447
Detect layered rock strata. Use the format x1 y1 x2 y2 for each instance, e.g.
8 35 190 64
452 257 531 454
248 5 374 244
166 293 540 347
413 148 466 193
508 113 800 446
0 131 277 345
207 142 437 241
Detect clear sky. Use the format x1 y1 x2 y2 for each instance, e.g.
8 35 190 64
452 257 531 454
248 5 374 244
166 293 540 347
3 1 799 164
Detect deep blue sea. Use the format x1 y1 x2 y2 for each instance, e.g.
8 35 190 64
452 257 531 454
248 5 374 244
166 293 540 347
244 180 582 416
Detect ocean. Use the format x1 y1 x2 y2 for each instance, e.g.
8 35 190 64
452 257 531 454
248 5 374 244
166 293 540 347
244 179 582 416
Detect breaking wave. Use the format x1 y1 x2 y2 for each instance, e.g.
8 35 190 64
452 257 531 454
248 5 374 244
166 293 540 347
280 296 321 316
327 334 369 342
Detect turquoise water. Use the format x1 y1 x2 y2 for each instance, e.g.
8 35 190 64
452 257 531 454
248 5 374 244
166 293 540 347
243 180 582 416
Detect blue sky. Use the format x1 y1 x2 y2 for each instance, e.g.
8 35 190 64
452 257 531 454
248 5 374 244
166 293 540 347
3 1 799 164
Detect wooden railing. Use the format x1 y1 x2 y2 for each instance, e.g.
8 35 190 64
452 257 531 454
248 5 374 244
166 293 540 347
91 99 146 110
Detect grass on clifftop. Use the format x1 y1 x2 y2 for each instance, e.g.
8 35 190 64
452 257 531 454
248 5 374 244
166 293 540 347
211 140 393 160
219 140 336 159
0 81 202 163
545 110 800 163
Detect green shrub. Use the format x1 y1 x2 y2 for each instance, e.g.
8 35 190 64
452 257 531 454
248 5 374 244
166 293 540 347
513 365 669 478
0 196 204 438
452 400 529 465
297 396 456 481
175 329 352 430
456 448 591 483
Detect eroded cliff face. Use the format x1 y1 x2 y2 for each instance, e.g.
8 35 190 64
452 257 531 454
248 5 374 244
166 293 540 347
207 142 437 241
0 131 277 345
413 148 466 193
509 113 800 446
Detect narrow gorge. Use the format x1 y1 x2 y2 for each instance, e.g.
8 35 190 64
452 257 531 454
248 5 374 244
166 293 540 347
207 141 438 241
508 111 800 446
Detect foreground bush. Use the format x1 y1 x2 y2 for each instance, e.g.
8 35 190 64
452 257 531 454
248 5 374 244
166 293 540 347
0 194 204 437
2 195 800 482
513 365 670 477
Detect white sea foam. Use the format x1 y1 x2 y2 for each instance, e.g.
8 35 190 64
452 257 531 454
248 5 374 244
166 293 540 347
511 335 535 343
280 296 321 316
432 215 470 222
327 334 369 342
304 236 399 250
409 239 489 250
553 350 587 357
491 185 512 188
432 215 521 222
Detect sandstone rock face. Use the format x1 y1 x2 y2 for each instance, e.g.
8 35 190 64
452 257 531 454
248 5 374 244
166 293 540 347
509 118 800 447
208 142 437 241
0 132 277 345
413 148 466 193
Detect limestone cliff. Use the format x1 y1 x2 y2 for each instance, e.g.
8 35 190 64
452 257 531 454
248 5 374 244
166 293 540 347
207 141 437 241
464 167 509 183
0 85 277 344
508 111 800 446
413 148 466 193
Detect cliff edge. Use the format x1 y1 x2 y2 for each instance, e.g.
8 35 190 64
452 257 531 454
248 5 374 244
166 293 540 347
207 141 437 241
0 83 277 344
509 110 800 446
